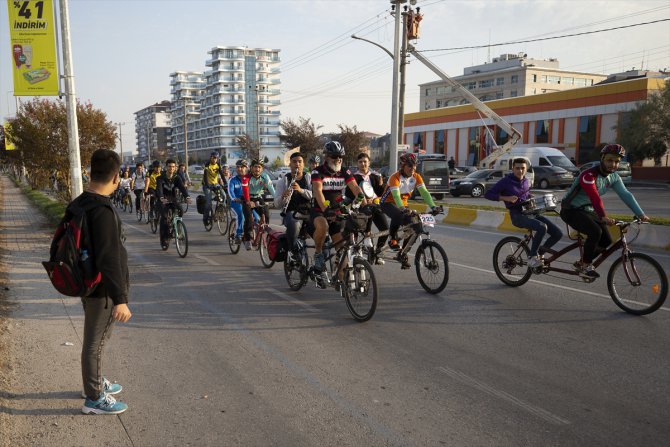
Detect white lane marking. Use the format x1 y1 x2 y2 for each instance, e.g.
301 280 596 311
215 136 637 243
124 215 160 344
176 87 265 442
194 254 221 266
124 221 152 236
265 288 319 313
438 366 570 426
450 261 670 312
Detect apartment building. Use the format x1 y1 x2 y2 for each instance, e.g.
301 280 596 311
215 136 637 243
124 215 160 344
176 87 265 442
134 100 172 162
170 46 282 164
420 53 607 111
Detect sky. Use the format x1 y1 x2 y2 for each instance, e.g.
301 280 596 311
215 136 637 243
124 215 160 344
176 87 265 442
2 0 669 155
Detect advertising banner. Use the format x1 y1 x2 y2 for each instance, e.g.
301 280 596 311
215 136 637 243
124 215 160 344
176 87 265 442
7 0 60 96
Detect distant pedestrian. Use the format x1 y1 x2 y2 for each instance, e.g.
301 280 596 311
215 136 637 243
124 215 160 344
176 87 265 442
448 156 455 170
570 156 577 167
75 148 132 415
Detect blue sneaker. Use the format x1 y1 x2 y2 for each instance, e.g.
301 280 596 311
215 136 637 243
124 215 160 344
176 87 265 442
81 393 128 415
81 377 122 399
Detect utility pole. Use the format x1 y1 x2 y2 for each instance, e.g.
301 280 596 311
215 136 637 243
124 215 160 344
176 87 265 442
183 99 189 170
399 6 409 144
146 125 152 164
116 122 125 164
389 0 406 173
59 0 82 198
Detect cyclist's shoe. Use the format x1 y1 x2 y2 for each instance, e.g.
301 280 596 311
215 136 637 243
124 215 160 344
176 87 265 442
233 235 242 245
243 240 251 251
397 253 411 269
160 239 169 250
313 252 329 289
388 239 400 251
374 256 385 265
573 261 600 279
527 256 543 268
81 378 122 399
81 393 128 415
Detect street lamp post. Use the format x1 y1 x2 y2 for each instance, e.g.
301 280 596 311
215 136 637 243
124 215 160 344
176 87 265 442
116 122 125 164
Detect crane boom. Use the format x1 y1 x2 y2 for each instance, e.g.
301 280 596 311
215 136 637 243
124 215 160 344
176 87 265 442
408 45 522 168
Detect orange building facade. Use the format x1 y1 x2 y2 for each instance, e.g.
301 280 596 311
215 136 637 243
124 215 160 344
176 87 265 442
403 78 667 166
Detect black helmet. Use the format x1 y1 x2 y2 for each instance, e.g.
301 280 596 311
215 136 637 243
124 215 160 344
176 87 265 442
601 144 625 158
323 141 345 158
151 160 161 168
251 158 264 167
235 159 248 167
210 151 220 158
309 155 321 164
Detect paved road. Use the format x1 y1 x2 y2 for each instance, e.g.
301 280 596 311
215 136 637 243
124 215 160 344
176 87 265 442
2 176 669 446
431 185 670 218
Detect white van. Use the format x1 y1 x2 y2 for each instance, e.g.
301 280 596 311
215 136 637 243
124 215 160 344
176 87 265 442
494 146 578 175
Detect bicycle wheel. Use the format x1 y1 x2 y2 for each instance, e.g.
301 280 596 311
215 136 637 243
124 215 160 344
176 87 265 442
150 210 158 234
175 220 188 258
284 246 309 291
343 258 378 322
415 240 449 294
144 200 151 224
215 205 226 235
492 236 532 287
227 217 241 254
136 201 143 222
607 252 667 315
259 230 275 268
204 208 213 232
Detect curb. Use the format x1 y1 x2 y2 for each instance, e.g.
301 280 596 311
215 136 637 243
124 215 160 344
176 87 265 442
408 203 670 251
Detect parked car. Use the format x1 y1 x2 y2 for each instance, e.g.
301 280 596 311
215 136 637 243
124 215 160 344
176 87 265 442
449 169 495 198
532 166 574 189
189 164 204 175
578 160 632 184
456 166 478 175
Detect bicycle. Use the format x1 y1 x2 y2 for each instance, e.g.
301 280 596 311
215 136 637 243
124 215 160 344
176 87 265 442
247 201 274 268
121 189 133 214
175 189 189 213
283 209 379 322
135 191 146 222
160 199 189 258
492 215 668 315
226 203 242 254
143 193 152 224
362 205 449 294
147 194 159 234
203 186 228 233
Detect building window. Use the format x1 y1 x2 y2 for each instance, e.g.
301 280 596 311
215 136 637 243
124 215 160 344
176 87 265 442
478 79 493 88
578 115 598 161
496 92 504 99
532 74 537 82
425 88 432 96
435 129 445 154
587 79 593 86
510 90 518 97
436 99 443 108
535 119 550 144
424 102 430 110
413 133 423 151
468 127 480 165
574 78 587 87
562 77 574 85
497 77 505 86
465 81 476 90
547 75 560 84
436 86 447 95
479 94 494 101
511 75 519 84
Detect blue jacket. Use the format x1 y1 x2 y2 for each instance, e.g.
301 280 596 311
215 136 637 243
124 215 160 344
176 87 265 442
484 173 530 215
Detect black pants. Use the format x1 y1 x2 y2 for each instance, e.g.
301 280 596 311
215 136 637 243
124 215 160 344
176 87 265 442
159 202 181 244
560 208 612 263
133 189 143 212
381 203 413 241
81 296 115 400
367 207 390 249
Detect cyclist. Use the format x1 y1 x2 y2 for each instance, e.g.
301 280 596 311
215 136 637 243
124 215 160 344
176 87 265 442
156 159 191 250
144 160 162 222
130 162 146 213
243 159 276 250
310 141 366 288
485 157 563 268
560 144 649 278
380 153 441 267
345 152 389 265
118 170 132 206
274 152 312 254
308 155 321 173
228 159 251 245
202 151 224 227
177 163 191 188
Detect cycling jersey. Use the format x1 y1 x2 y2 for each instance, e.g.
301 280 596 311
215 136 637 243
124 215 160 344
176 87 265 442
562 166 644 218
203 162 221 187
147 172 160 190
381 171 431 207
132 172 146 190
311 164 355 212
248 172 276 198
228 174 250 203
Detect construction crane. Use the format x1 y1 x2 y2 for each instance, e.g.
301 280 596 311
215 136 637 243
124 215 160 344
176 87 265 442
408 45 522 168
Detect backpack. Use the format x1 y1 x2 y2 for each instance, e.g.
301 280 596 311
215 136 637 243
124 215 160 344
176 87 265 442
267 229 288 262
42 202 106 297
196 194 206 214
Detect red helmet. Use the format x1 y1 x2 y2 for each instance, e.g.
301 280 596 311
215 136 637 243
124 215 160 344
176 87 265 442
399 153 417 166
601 144 625 158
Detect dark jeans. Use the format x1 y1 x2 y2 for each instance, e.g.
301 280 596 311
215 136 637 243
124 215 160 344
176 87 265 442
81 296 115 400
560 208 611 263
510 212 563 257
282 211 301 250
381 203 412 241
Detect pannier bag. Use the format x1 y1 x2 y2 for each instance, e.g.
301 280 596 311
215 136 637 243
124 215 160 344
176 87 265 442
196 194 206 214
267 230 288 262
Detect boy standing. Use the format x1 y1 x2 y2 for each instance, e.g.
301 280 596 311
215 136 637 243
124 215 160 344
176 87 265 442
74 149 132 414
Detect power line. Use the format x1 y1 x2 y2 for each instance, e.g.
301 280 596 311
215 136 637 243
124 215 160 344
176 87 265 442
419 19 670 52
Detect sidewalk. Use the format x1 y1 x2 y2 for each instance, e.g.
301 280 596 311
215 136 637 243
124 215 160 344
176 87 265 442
0 175 132 446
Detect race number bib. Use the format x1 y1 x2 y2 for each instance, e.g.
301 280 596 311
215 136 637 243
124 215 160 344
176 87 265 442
420 214 436 227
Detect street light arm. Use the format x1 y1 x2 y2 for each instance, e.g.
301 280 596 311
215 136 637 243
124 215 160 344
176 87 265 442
351 34 394 59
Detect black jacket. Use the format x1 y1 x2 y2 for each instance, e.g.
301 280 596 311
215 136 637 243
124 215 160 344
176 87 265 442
71 192 129 305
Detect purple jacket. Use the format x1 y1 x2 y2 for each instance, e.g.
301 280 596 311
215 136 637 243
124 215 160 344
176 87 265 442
484 173 530 215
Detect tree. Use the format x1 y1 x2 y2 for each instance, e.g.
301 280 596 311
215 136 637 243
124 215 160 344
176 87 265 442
279 117 323 161
236 133 260 161
333 124 368 167
617 80 670 165
8 98 116 198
